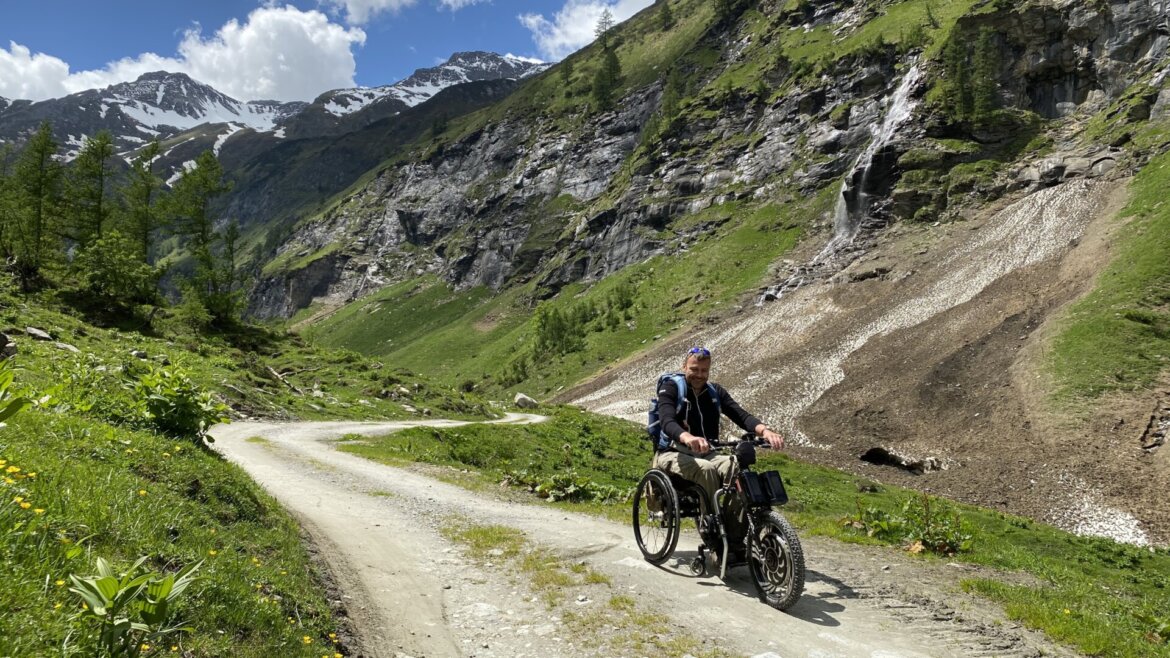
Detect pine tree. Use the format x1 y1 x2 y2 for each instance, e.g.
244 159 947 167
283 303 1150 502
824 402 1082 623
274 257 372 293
971 28 1000 122
713 0 733 23
942 37 973 121
121 141 166 265
659 0 674 30
0 145 15 261
595 9 615 50
559 57 573 88
10 122 63 289
592 47 623 111
64 130 115 250
168 150 236 324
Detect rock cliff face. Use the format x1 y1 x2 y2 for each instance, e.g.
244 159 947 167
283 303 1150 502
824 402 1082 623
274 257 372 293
250 0 1169 320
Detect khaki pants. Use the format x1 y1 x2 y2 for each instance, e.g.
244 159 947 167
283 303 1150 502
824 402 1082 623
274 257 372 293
653 447 733 505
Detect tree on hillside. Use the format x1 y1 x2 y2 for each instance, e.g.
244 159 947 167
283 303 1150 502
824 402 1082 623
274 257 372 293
64 130 115 251
168 150 238 324
121 141 167 265
591 10 624 113
9 122 63 289
659 0 674 30
971 27 1000 122
0 145 15 262
712 0 733 23
595 8 615 50
559 56 574 93
942 37 973 121
592 47 623 111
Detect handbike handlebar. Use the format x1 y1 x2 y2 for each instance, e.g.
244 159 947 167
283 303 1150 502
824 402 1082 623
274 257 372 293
707 433 771 449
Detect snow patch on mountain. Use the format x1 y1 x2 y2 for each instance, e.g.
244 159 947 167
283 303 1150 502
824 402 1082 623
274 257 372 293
321 51 546 117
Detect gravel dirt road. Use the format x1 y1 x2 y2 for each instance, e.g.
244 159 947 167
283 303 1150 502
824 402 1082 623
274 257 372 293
211 417 1078 658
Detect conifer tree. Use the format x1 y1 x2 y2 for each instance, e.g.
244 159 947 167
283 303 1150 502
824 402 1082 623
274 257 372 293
659 0 674 30
168 150 237 324
121 141 166 265
595 9 615 50
0 145 15 261
592 47 623 110
65 130 115 250
942 37 973 121
10 122 63 289
971 28 1000 122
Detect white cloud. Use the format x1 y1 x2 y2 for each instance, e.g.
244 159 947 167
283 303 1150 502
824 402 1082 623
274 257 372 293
178 6 366 101
518 0 653 61
321 0 417 25
0 6 365 102
437 0 488 10
0 42 73 100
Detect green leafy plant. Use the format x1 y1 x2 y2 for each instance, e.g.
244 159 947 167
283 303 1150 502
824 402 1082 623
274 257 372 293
0 358 31 428
845 493 974 556
503 468 632 504
132 364 229 443
68 556 203 658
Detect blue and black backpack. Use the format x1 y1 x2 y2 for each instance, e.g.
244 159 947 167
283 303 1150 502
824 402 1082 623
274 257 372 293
647 373 720 451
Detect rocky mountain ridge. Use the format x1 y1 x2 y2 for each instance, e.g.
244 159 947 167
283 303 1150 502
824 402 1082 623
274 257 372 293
0 51 546 171
251 0 1169 320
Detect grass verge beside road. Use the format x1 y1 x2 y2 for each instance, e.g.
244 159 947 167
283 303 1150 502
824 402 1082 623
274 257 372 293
345 405 1170 657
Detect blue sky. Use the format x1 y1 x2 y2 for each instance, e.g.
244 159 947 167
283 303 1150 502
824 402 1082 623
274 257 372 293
0 0 654 102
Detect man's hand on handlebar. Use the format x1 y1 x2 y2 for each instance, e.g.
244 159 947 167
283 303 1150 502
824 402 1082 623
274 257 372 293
755 425 785 450
680 432 710 454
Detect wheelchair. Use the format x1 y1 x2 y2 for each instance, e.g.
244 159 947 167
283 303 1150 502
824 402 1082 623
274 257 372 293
631 438 805 611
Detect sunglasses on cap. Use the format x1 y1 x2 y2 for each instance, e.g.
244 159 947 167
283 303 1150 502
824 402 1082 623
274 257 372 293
686 347 711 357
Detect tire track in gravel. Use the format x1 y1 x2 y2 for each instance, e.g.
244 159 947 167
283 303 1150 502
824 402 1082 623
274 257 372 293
210 417 1081 658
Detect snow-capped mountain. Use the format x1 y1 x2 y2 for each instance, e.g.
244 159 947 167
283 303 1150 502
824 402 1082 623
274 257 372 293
105 72 307 134
317 51 547 117
0 51 545 159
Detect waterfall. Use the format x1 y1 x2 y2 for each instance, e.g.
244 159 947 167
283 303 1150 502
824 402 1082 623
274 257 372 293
761 63 923 301
830 62 923 248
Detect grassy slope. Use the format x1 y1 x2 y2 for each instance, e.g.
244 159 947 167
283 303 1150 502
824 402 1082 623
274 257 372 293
342 409 1170 657
1048 130 1170 401
304 196 811 393
0 287 493 656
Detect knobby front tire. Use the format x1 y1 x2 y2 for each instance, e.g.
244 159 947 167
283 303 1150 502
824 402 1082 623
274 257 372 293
747 510 805 611
632 470 680 564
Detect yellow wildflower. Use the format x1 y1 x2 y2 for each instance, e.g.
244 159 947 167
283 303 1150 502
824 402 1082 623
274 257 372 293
141 644 150 651
5 465 18 473
27 472 36 478
171 647 179 653
34 508 45 514
54 602 62 609
208 550 217 556
13 496 23 503
20 502 31 509
55 580 65 586
329 633 337 640
302 636 312 644
138 490 147 496
4 477 14 485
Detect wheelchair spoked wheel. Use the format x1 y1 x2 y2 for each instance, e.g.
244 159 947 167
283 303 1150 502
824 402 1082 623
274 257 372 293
632 470 680 564
747 510 805 611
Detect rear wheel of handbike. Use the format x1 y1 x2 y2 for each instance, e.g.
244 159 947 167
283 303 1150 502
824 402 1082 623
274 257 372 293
747 510 805 611
632 470 680 564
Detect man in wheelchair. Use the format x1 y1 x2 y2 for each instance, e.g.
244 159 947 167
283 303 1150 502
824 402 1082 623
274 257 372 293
654 347 785 561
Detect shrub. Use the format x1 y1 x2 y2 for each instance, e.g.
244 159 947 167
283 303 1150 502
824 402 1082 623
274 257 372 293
844 493 974 556
132 365 229 443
